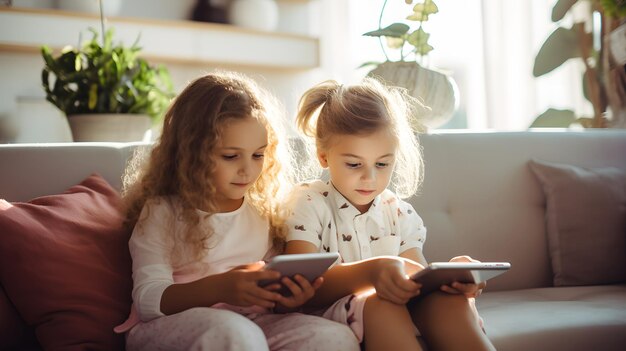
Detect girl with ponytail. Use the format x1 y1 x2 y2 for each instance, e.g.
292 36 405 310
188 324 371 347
284 78 494 351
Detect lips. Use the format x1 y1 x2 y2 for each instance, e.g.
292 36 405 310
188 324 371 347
356 189 375 196
232 182 249 187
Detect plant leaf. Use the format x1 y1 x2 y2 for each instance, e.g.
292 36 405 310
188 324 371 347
530 108 576 128
74 54 82 71
88 84 98 110
407 13 429 21
407 27 430 47
533 25 581 77
364 23 410 38
415 43 434 56
600 0 626 18
551 0 578 22
413 1 438 16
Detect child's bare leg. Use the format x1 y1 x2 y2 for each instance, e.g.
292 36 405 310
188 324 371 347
363 294 423 351
409 292 495 351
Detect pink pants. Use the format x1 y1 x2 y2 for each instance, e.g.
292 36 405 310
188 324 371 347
125 306 360 351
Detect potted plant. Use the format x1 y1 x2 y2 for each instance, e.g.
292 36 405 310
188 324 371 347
363 0 458 130
531 0 626 129
41 27 174 141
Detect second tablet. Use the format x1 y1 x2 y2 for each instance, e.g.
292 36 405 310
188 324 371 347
259 252 340 296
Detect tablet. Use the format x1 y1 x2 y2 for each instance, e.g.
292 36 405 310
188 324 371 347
410 262 511 296
259 252 340 296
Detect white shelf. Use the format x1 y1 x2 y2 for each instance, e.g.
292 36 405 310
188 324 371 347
0 7 319 70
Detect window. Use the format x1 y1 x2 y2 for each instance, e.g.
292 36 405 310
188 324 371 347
344 0 589 131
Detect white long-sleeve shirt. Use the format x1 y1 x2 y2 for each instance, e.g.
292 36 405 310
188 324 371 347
129 197 271 321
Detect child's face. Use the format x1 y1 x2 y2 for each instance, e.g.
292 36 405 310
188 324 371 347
318 129 397 213
212 117 268 212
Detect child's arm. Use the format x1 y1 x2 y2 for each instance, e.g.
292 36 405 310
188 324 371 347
160 261 283 315
285 240 422 307
399 247 428 273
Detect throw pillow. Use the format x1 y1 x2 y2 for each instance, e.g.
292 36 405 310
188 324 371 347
0 174 133 350
0 284 35 349
528 159 626 286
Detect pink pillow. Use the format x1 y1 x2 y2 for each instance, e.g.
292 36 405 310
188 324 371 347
529 159 626 286
0 174 133 350
0 285 34 349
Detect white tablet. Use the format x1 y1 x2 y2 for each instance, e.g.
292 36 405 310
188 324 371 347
410 262 511 296
259 252 340 296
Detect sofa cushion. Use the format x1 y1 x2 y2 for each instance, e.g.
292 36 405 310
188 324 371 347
0 174 133 350
477 285 626 351
529 159 626 286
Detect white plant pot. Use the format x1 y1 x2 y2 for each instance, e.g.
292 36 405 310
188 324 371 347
67 114 151 142
368 61 459 130
229 0 278 31
56 0 122 17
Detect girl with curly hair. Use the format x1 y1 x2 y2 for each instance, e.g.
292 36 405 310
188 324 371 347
114 71 359 351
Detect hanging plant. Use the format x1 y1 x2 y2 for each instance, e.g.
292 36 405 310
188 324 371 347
362 0 439 67
361 0 458 130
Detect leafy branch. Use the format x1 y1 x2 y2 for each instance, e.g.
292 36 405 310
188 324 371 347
531 0 626 128
363 0 439 64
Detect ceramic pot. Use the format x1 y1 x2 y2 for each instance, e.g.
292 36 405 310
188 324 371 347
67 114 151 142
229 0 278 31
368 61 459 130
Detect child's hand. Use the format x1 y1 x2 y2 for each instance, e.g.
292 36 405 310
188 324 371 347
441 281 485 298
272 274 324 312
219 261 283 308
371 257 422 305
440 255 486 298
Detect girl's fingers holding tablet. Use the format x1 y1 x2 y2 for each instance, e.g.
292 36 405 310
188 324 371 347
281 276 304 296
310 276 324 290
249 286 282 303
252 269 281 282
262 283 282 291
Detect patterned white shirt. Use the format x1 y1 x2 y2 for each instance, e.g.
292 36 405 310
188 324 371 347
285 180 427 263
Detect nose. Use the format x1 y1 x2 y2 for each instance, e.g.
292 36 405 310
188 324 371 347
360 166 376 182
237 159 250 177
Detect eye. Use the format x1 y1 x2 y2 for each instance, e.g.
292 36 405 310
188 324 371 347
222 154 237 160
345 162 361 169
253 153 265 160
376 162 389 168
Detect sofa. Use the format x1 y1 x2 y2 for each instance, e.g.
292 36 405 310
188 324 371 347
1 130 625 350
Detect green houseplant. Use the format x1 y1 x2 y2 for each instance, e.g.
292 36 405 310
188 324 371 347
41 28 174 141
363 0 458 130
531 0 626 128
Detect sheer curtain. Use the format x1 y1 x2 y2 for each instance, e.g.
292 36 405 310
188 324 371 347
342 0 588 131
481 0 590 130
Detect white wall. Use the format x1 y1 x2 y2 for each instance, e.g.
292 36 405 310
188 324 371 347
1 0 349 143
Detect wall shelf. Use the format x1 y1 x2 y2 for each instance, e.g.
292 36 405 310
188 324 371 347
0 7 319 70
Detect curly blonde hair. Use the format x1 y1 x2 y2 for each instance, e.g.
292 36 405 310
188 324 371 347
295 77 424 199
123 71 294 264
